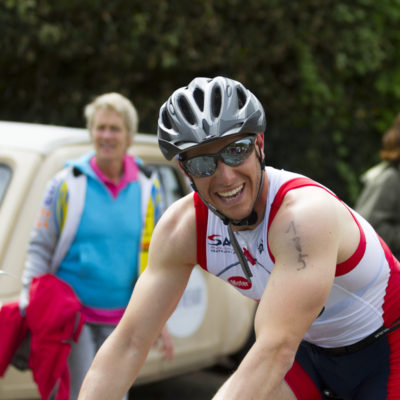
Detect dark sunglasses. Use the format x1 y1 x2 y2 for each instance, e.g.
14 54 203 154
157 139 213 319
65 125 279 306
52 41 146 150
180 136 257 178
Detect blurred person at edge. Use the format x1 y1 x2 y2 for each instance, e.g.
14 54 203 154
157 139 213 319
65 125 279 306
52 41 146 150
19 92 173 399
355 114 400 259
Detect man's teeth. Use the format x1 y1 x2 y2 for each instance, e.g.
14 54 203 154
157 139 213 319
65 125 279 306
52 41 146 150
218 184 244 198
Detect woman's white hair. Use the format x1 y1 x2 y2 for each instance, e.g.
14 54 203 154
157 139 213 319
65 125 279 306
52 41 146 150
84 92 139 138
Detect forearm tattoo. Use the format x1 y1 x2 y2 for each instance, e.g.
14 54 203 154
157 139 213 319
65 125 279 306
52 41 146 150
286 221 308 270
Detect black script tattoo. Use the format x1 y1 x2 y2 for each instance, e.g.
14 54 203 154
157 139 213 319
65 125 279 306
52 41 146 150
286 221 308 270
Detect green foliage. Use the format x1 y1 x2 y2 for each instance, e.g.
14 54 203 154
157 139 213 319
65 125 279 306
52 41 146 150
1 0 400 203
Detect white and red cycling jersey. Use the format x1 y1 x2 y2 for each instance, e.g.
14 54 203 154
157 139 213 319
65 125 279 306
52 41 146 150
195 166 400 349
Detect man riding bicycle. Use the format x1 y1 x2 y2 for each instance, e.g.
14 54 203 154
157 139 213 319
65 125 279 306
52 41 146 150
79 77 400 399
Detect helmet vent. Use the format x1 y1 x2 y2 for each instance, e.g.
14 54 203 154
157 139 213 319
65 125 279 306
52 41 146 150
178 95 196 125
161 108 172 129
193 88 204 111
211 86 222 118
237 87 247 109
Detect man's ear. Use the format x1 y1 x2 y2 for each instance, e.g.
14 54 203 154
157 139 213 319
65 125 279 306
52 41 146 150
256 133 265 159
177 160 198 193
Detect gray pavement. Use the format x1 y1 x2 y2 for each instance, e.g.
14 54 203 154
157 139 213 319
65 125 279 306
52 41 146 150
129 367 230 399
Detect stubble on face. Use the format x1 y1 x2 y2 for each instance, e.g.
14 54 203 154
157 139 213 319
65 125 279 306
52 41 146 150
195 154 261 222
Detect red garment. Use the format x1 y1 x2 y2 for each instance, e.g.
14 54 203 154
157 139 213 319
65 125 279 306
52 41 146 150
0 301 28 376
0 274 85 400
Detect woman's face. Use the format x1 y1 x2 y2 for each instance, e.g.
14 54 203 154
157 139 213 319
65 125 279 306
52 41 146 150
91 108 131 165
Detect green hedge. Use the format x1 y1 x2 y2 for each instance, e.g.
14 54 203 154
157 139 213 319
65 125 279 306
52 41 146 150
2 0 400 203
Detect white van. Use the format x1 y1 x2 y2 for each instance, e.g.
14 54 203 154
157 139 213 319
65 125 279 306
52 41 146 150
0 121 255 399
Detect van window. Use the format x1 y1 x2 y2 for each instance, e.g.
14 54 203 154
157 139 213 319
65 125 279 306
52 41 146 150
0 163 11 206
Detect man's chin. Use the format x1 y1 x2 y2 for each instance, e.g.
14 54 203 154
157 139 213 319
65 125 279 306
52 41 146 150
216 208 253 223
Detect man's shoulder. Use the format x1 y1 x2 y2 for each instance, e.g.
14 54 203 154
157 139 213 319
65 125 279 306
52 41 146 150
269 185 346 261
155 192 194 229
273 184 341 227
167 193 196 219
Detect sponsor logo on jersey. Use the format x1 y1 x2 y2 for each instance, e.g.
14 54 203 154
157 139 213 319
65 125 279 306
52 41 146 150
208 234 233 254
228 276 252 290
208 234 231 246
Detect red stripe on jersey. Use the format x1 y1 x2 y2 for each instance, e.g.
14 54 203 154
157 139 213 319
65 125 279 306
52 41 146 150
386 328 400 398
380 237 400 327
373 236 400 398
335 216 366 276
194 193 208 271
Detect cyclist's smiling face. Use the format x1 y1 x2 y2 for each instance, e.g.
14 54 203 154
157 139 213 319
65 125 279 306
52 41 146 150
185 134 265 222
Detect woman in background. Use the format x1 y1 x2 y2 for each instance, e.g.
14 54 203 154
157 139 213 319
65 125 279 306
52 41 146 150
355 113 400 259
20 92 173 399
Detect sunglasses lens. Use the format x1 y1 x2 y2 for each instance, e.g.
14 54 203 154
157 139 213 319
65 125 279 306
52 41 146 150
221 137 255 166
183 136 256 178
184 156 217 177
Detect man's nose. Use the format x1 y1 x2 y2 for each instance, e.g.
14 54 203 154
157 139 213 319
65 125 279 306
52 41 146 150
215 158 236 181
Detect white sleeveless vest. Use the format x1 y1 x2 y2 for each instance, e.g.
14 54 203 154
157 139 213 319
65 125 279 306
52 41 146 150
195 167 400 348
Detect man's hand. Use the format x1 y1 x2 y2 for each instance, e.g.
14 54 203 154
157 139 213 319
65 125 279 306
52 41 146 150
153 325 174 361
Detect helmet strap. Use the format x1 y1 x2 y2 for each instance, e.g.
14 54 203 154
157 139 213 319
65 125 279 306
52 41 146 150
227 222 253 281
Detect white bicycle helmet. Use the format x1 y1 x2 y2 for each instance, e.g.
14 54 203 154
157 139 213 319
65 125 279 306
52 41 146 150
158 76 266 160
158 77 267 281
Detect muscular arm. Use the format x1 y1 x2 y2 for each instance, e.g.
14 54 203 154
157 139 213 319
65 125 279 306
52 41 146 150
213 187 357 399
78 194 197 400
